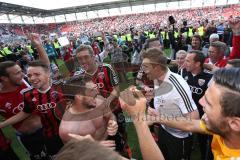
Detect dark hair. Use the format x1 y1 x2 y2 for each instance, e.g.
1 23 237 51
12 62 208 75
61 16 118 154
0 61 16 78
227 59 240 68
55 139 122 160
192 35 202 47
28 60 49 71
213 68 240 117
141 48 168 71
188 50 206 67
143 38 160 50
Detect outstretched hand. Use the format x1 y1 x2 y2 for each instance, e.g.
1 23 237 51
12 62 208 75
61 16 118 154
229 17 240 35
26 33 42 45
119 86 147 122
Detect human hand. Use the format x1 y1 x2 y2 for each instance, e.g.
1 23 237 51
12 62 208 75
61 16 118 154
229 17 240 35
119 86 147 122
107 120 118 136
26 33 42 45
99 140 116 150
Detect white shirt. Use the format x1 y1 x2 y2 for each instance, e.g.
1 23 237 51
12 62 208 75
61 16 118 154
154 69 197 138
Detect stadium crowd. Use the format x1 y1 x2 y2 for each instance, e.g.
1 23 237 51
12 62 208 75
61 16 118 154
0 3 240 160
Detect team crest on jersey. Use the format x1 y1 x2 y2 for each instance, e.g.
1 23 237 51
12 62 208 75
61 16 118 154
32 97 37 102
98 72 105 79
5 102 12 109
198 79 206 86
51 91 59 99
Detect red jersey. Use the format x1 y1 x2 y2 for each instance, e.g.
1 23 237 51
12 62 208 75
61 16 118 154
82 63 120 112
0 81 31 129
23 85 64 138
205 57 228 68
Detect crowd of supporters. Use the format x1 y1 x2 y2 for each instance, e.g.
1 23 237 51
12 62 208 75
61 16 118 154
0 3 240 160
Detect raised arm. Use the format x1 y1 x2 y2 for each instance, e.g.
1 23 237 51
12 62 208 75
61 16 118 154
119 87 164 160
152 115 204 133
27 33 50 66
228 17 240 59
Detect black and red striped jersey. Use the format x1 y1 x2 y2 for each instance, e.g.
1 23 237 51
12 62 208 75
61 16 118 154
23 84 64 138
83 63 120 111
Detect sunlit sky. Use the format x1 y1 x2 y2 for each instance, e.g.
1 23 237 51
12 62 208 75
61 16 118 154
0 0 122 10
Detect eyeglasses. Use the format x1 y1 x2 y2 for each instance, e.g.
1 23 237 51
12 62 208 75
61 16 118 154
208 50 217 54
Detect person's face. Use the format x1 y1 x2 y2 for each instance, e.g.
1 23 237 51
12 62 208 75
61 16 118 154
27 66 50 90
191 37 201 48
176 54 186 67
208 46 220 63
148 40 162 49
185 54 199 72
199 82 229 136
76 50 95 72
78 82 100 109
3 65 24 86
142 58 158 80
22 55 31 62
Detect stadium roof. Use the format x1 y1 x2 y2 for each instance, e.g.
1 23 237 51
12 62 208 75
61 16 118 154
0 0 178 17
0 0 238 24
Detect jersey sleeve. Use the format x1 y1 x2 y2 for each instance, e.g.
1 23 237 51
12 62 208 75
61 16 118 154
106 64 119 86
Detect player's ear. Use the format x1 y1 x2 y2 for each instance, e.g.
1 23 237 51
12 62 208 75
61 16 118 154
228 117 240 132
0 76 9 82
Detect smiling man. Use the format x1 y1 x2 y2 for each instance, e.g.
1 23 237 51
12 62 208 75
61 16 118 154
74 44 130 156
0 60 65 158
144 68 240 159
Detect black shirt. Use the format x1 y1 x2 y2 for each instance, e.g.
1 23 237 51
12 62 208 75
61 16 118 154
181 70 212 117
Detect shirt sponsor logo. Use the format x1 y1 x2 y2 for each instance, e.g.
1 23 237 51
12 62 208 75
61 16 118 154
37 102 56 113
189 86 203 95
13 102 24 114
96 82 104 89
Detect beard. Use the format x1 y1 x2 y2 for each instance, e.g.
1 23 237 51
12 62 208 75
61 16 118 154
207 119 228 137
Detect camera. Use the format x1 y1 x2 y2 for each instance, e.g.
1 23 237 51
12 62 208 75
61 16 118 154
168 16 176 25
183 20 187 26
